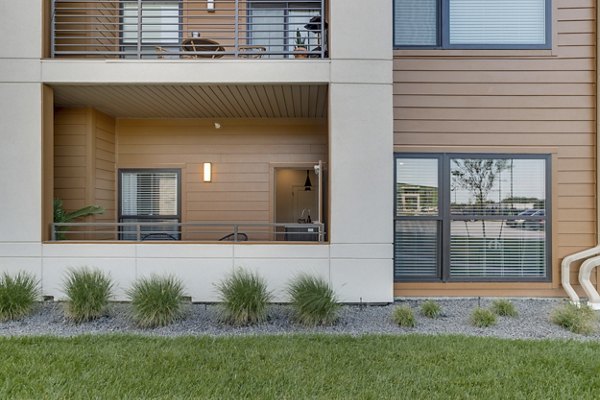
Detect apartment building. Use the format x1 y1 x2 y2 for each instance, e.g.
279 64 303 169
0 0 597 303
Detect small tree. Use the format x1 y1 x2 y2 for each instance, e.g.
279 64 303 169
451 159 509 237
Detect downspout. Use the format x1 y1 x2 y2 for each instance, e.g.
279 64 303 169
560 4 600 305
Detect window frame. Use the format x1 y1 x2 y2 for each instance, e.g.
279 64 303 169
393 0 552 50
118 168 182 240
119 0 183 56
248 1 324 58
394 153 552 283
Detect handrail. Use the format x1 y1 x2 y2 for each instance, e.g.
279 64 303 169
51 221 326 242
51 0 327 59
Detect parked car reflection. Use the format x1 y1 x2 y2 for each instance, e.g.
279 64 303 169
507 209 545 231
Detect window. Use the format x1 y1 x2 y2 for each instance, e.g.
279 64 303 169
395 154 550 281
249 1 324 58
119 169 181 240
394 0 551 49
122 0 181 57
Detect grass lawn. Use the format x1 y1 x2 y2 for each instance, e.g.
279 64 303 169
1 334 600 399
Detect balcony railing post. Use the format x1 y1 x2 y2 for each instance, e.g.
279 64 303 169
234 0 239 57
136 223 141 241
50 0 56 58
51 223 57 241
233 224 239 242
137 0 142 59
320 0 326 58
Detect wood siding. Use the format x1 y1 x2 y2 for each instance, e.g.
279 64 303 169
116 118 327 240
393 0 596 297
54 108 116 233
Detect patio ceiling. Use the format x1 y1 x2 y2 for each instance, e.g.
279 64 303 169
52 84 328 119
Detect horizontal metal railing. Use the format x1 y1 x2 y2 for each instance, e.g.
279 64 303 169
51 0 327 59
51 221 326 242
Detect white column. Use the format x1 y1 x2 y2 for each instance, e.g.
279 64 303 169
327 0 394 302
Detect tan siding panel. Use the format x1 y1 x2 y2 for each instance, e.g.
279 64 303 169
393 4 596 297
117 118 328 228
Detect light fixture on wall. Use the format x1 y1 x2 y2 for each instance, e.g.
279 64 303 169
304 170 312 191
207 0 215 12
203 162 212 182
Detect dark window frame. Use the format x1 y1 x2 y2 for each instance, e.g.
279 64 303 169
118 168 182 240
119 0 183 57
247 1 325 57
394 153 552 283
393 0 552 50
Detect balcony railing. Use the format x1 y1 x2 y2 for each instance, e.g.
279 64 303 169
51 221 326 242
51 0 327 59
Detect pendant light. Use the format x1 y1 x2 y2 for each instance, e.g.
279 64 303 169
304 170 312 191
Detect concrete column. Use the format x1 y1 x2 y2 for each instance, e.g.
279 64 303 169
0 83 44 242
327 0 394 302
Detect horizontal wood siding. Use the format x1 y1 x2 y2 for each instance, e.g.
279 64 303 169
54 108 116 239
393 0 596 297
54 108 89 211
116 118 328 240
93 110 116 226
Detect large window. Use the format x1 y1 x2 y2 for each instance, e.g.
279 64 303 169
122 0 181 57
119 169 181 240
249 1 324 58
395 154 550 281
394 0 551 49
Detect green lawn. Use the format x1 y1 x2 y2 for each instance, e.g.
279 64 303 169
1 334 600 399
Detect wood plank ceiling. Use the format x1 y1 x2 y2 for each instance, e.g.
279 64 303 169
52 84 328 119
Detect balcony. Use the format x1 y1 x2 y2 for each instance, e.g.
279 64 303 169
51 0 328 59
48 83 329 243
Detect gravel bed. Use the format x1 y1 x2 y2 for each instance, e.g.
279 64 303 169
0 298 597 340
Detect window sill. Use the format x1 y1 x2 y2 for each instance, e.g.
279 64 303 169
394 49 554 58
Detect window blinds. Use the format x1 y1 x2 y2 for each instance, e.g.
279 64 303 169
449 0 546 45
123 2 180 44
394 0 437 46
121 171 179 217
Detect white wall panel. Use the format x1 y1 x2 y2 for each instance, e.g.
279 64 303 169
330 258 393 303
0 84 43 242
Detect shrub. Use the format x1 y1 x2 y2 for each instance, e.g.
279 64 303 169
551 303 597 335
216 269 272 326
128 275 186 328
64 267 113 323
392 305 416 328
491 299 518 317
0 272 39 321
287 275 339 327
420 300 442 319
470 308 497 328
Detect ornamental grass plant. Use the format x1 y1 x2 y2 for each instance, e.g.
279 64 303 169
64 267 113 323
470 307 497 328
0 272 39 321
216 268 272 326
128 275 186 328
491 299 518 317
392 305 416 327
420 300 442 319
287 274 340 327
551 303 597 335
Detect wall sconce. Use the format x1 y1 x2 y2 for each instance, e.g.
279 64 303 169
207 0 215 12
203 162 212 182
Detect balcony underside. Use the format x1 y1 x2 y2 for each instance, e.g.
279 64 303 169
53 83 328 118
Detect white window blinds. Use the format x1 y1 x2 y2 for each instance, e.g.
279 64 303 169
123 1 180 44
449 0 546 45
394 0 437 46
121 171 179 216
